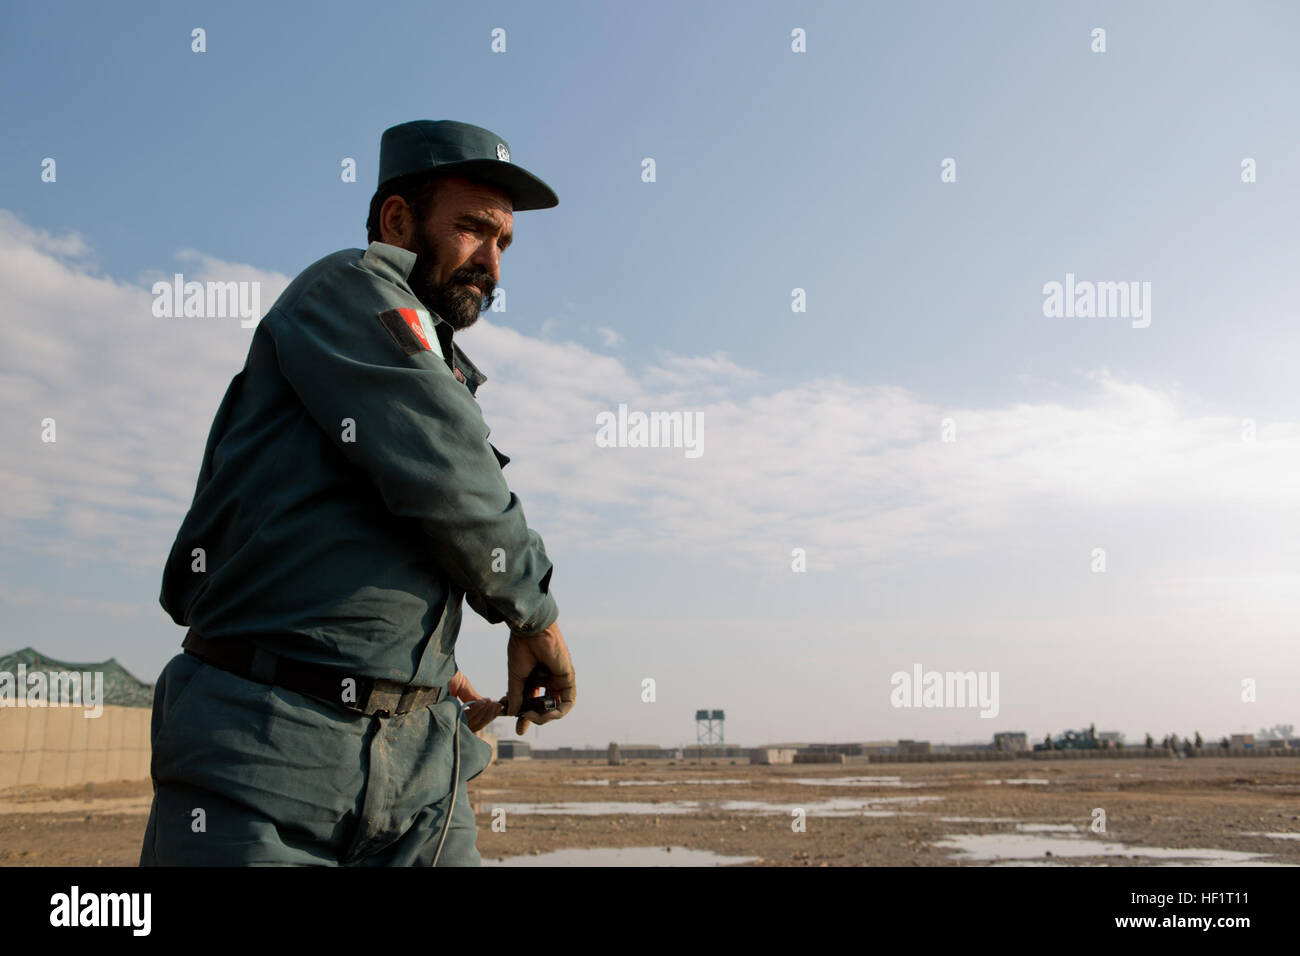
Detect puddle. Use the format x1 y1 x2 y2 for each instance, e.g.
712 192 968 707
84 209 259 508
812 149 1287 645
720 796 944 818
491 794 943 818
1151 861 1295 867
572 779 748 787
1016 823 1079 832
789 776 931 789
485 846 759 867
985 779 1049 785
492 801 696 816
1244 832 1300 841
938 816 1022 824
937 819 1079 829
934 832 1273 865
989 861 1072 867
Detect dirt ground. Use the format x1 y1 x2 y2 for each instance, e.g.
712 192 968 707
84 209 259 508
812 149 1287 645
1 757 1297 866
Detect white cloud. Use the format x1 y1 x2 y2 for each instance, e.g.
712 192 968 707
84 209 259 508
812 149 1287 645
0 212 93 261
463 319 1300 573
593 325 621 347
0 213 290 568
2 210 1298 589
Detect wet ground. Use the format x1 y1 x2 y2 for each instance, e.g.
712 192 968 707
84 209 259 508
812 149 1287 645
1 757 1297 866
469 757 1300 867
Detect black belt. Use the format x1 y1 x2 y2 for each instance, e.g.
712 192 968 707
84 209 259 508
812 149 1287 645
182 628 444 717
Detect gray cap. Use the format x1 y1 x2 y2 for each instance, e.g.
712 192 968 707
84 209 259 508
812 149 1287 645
377 120 558 210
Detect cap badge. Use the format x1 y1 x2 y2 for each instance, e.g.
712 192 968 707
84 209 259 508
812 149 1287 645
496 143 510 162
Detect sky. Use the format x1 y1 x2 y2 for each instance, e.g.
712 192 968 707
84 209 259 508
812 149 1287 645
1 0 1297 749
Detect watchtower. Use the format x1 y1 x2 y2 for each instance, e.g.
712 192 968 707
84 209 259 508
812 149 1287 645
695 709 725 746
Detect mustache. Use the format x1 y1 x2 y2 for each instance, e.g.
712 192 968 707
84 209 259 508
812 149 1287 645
448 271 494 299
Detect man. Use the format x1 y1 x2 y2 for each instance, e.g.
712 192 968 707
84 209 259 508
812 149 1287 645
139 120 575 866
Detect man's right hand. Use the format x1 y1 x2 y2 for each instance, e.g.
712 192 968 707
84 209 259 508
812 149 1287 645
506 619 575 736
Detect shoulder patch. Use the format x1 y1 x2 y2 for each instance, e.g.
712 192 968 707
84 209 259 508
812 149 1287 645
377 308 443 358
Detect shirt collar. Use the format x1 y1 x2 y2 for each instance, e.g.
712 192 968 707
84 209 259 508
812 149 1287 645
361 242 489 394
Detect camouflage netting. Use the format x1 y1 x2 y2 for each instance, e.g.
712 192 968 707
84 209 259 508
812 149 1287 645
0 647 154 708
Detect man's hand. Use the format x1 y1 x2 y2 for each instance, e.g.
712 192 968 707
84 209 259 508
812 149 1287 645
448 669 478 703
506 619 575 736
462 697 503 733
448 669 503 733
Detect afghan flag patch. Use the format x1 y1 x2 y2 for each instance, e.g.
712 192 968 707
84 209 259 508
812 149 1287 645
377 307 442 358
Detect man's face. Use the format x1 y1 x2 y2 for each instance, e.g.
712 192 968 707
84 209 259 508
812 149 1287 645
395 176 514 331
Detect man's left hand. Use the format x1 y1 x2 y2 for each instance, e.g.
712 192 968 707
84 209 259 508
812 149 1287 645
449 670 503 732
463 697 503 733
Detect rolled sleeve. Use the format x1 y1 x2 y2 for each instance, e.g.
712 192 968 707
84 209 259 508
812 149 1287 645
263 267 557 634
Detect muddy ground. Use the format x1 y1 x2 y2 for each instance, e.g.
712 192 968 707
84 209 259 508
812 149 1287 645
1 757 1297 866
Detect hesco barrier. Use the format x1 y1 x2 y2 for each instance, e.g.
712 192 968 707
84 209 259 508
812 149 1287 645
868 749 1297 763
1028 748 1297 760
870 752 1019 763
0 705 151 788
793 753 845 764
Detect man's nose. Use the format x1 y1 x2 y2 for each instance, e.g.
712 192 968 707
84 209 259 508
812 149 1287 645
469 239 501 280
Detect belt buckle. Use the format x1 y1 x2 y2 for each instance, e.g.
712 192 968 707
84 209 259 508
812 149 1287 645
365 679 405 717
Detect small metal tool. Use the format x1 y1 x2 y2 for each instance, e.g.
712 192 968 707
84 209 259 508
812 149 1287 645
498 664 560 716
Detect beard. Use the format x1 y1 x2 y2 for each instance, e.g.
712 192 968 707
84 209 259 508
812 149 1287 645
407 229 494 332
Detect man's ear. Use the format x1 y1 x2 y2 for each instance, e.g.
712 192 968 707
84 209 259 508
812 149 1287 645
379 195 414 248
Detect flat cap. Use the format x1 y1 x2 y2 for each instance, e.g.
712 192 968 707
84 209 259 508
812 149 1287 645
377 120 558 210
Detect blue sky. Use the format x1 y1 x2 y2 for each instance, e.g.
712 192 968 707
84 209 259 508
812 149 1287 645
2 1 1297 748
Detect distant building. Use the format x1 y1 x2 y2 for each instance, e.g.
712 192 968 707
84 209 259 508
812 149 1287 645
857 741 902 755
993 732 1028 752
764 741 895 756
938 742 995 753
1230 734 1255 750
531 746 603 760
750 748 797 765
498 740 532 760
898 739 932 755
1098 731 1125 749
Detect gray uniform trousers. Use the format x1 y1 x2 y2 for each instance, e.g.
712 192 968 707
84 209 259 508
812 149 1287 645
139 652 492 866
